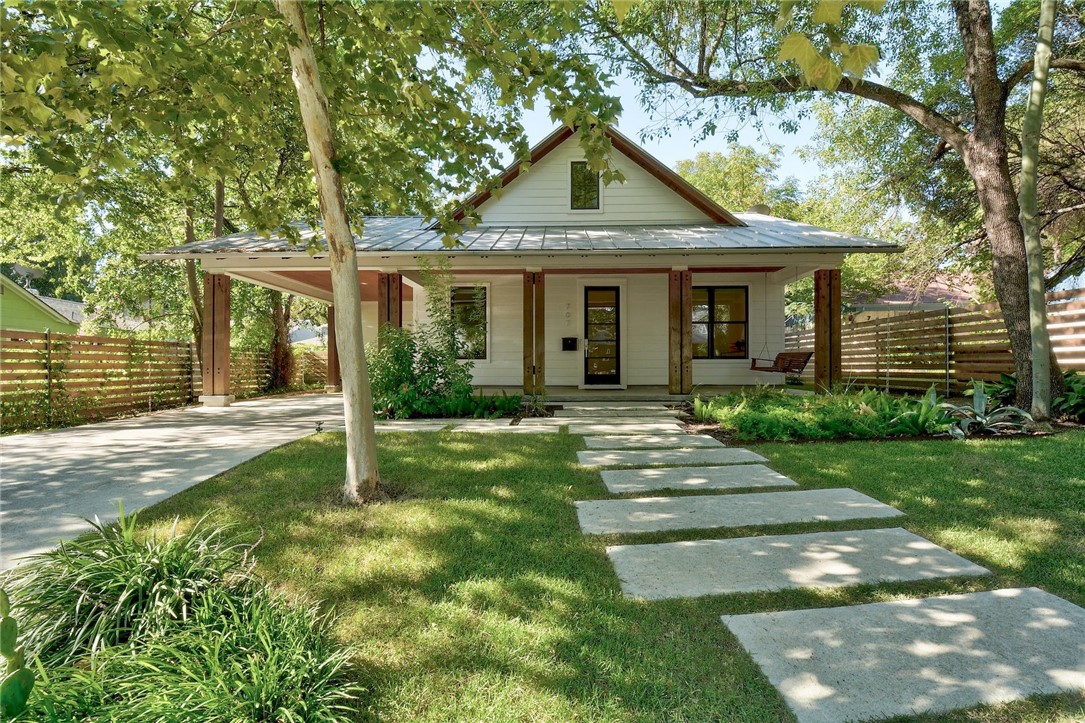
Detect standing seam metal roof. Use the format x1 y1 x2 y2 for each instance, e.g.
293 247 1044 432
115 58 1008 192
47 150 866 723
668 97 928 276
144 213 897 257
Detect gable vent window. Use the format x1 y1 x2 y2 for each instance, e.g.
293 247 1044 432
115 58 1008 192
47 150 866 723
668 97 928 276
570 161 600 210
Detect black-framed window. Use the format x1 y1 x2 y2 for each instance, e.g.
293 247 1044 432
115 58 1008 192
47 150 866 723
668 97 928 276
451 285 487 360
570 161 600 210
692 287 748 359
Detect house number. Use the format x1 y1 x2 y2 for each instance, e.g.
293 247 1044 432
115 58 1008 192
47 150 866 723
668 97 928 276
564 302 572 327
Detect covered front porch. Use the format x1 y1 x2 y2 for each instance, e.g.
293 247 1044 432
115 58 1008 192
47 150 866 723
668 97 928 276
193 260 844 405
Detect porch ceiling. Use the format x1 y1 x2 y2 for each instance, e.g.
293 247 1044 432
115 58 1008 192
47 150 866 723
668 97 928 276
229 270 415 304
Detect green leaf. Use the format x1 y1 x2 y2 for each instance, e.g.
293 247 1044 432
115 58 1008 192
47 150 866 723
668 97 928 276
813 1 845 25
775 1 798 30
777 33 821 76
0 668 35 717
0 591 8 619
0 617 15 658
612 0 638 24
841 43 880 77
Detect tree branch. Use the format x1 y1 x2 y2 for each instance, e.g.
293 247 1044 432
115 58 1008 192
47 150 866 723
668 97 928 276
1003 57 1085 95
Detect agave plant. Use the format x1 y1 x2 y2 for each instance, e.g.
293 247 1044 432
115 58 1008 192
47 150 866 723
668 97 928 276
941 381 1032 439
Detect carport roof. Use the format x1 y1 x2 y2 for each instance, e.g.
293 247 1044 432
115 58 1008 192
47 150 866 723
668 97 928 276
144 213 898 258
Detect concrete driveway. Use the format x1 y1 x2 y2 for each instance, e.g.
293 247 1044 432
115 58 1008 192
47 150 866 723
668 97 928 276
1 393 346 570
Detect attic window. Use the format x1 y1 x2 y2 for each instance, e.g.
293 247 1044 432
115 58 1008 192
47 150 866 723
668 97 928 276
570 161 600 210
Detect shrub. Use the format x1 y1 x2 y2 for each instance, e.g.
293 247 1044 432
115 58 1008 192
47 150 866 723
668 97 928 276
6 507 362 722
27 584 360 722
941 381 1032 438
8 507 251 667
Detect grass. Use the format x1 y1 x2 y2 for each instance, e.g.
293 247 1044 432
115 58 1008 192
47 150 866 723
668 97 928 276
138 429 1085 722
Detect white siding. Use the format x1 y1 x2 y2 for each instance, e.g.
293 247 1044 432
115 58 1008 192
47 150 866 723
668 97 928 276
476 131 713 226
412 275 523 387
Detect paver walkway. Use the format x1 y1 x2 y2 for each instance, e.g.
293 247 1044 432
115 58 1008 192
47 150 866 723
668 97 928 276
570 402 1085 721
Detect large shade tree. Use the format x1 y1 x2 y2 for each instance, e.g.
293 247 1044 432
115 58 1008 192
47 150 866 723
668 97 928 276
3 0 620 502
593 0 1085 406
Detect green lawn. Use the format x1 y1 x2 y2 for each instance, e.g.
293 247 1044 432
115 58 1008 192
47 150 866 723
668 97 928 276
141 429 1085 722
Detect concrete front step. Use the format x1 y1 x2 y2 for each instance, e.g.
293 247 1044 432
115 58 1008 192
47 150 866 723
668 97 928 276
600 464 798 494
584 435 723 450
575 488 903 535
607 528 989 600
722 587 1085 723
554 408 681 418
566 422 686 435
577 447 765 468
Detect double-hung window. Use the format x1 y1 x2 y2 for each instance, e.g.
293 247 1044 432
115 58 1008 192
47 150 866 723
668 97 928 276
570 161 600 210
450 285 487 360
692 287 748 359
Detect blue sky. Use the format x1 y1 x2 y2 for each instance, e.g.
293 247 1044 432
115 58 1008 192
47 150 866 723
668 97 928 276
518 72 825 187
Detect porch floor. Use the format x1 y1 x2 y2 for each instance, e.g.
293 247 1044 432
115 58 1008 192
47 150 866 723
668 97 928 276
477 385 792 402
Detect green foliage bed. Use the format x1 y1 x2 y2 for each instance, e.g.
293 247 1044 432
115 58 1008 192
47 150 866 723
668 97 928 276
692 386 949 441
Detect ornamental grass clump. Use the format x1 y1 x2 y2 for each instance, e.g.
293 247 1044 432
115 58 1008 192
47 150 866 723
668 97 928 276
4 506 362 721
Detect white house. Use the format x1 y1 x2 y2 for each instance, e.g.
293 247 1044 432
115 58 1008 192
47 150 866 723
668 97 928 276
146 126 897 404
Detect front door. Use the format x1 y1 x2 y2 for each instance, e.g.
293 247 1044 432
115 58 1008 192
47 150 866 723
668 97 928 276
584 286 620 385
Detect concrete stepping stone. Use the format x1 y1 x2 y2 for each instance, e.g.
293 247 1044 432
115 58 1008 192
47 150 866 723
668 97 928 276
578 447 765 468
584 434 722 450
601 465 798 494
566 422 686 435
722 587 1085 723
575 488 903 535
607 528 989 600
373 422 449 432
452 424 556 433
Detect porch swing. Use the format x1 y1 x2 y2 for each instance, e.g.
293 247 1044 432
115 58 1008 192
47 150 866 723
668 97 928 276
748 272 812 381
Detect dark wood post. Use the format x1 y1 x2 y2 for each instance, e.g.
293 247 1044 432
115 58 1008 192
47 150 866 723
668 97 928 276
199 273 233 405
668 270 694 394
326 305 342 392
680 270 693 394
814 268 842 393
376 271 403 348
523 271 534 394
668 271 681 394
534 272 545 392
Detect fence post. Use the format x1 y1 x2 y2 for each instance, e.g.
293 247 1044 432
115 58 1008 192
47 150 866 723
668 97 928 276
45 329 53 426
884 315 891 394
944 308 951 396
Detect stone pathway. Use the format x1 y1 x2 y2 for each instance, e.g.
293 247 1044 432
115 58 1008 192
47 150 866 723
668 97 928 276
569 401 1085 722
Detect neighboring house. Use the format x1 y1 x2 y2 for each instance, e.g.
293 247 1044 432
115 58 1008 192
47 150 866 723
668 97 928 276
846 274 980 324
0 275 82 334
146 126 897 404
289 324 328 346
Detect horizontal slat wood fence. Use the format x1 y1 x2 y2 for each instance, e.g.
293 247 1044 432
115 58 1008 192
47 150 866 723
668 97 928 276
1 330 329 432
785 287 1085 393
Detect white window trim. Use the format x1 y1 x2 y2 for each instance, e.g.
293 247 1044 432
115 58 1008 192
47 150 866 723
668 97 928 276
568 159 604 214
451 282 491 363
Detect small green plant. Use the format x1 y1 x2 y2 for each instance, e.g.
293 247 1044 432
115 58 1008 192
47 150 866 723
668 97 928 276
889 386 948 436
941 381 1032 438
0 590 35 718
1054 370 1085 420
521 388 550 417
969 372 1018 406
7 505 252 667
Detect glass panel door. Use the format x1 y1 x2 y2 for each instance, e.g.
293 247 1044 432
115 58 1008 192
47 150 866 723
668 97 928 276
584 286 620 385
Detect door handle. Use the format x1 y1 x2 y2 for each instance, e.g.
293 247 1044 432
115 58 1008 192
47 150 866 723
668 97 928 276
584 339 588 358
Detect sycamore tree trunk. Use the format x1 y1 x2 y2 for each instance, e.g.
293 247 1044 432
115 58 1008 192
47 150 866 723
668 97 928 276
1019 0 1057 420
275 0 380 503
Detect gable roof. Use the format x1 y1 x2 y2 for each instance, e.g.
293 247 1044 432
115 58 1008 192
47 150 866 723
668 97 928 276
0 274 82 327
441 126 744 228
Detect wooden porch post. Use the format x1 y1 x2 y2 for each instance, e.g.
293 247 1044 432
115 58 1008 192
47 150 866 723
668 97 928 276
376 271 403 348
325 305 342 393
523 271 544 394
680 270 693 394
814 268 842 393
199 273 233 406
668 270 694 394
